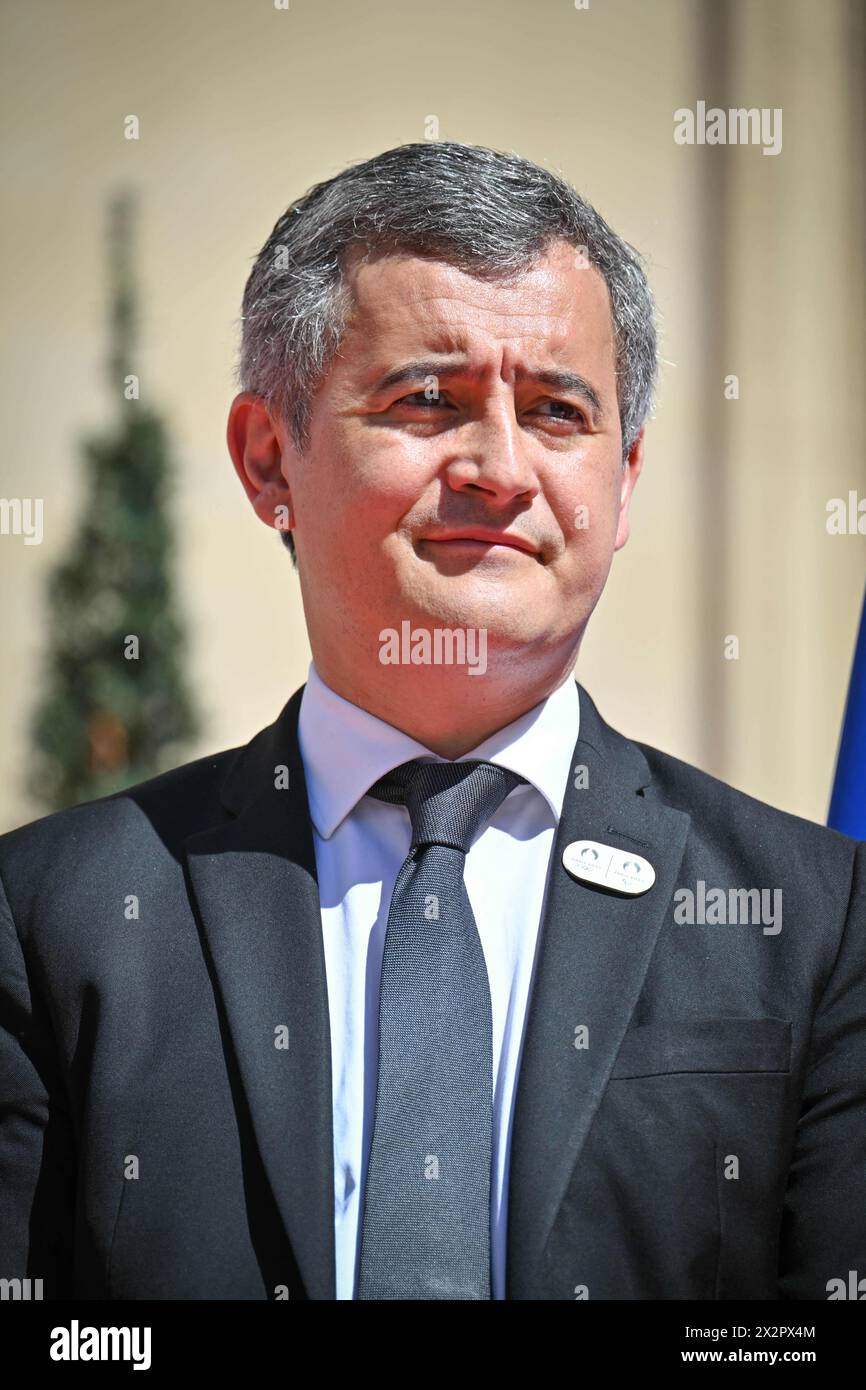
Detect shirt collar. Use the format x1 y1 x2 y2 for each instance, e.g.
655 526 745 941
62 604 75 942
298 659 580 840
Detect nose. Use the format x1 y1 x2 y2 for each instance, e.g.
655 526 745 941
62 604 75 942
444 396 539 506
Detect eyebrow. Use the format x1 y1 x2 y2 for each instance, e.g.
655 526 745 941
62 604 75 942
367 357 604 417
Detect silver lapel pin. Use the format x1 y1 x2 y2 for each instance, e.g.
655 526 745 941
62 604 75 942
562 839 656 896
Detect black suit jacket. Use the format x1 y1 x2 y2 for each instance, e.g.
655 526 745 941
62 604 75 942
1 680 864 1300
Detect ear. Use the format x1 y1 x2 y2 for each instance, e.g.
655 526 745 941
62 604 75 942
226 392 295 536
613 426 645 553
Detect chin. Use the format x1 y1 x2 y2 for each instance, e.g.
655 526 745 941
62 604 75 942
417 586 539 632
426 563 542 602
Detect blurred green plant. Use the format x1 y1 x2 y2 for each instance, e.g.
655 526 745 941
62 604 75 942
28 189 201 810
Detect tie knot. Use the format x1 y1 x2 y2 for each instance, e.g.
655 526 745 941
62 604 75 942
366 758 526 853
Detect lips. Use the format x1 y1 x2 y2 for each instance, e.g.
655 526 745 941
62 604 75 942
422 530 539 556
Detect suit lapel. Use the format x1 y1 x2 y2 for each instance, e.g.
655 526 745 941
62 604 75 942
184 685 336 1300
506 682 690 1298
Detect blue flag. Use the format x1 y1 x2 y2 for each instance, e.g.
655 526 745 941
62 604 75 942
828 581 866 838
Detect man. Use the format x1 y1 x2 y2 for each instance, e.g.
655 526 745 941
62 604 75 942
1 142 864 1302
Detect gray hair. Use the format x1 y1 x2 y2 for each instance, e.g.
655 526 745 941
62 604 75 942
236 141 658 561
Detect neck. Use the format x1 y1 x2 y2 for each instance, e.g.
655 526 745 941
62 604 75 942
311 656 578 759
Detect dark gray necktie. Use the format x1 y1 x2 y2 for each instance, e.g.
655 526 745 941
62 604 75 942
356 757 526 1300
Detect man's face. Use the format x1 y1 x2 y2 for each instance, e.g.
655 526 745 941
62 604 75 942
265 238 642 674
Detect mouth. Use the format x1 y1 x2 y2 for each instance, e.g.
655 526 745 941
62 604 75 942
419 530 540 557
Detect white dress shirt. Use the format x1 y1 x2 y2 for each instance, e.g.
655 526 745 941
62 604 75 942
297 660 580 1299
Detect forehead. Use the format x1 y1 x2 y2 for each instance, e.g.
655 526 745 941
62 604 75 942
337 239 617 382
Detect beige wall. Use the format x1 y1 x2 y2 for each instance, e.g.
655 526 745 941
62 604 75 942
0 0 863 832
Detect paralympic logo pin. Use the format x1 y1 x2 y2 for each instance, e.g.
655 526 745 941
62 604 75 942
562 839 656 896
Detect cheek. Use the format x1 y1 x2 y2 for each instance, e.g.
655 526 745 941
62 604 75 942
292 430 382 545
556 456 621 551
335 430 436 531
544 473 620 607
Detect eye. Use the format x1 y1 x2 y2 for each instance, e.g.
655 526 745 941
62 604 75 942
392 390 448 408
532 399 588 426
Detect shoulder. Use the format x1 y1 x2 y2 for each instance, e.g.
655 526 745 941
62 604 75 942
577 684 861 898
0 744 242 907
635 734 862 876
